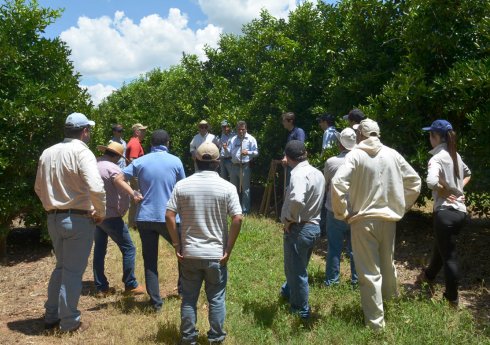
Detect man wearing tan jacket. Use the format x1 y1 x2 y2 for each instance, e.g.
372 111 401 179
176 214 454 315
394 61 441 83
331 119 421 330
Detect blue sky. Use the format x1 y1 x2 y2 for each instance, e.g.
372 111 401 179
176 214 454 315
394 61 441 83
33 1 330 105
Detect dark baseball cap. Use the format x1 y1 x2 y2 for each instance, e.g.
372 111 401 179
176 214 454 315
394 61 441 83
343 109 366 123
422 119 453 133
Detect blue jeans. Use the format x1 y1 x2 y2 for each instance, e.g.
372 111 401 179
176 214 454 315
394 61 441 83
229 163 251 214
137 221 181 310
281 223 319 318
219 158 232 181
180 258 227 345
93 217 138 291
45 213 94 331
325 210 358 285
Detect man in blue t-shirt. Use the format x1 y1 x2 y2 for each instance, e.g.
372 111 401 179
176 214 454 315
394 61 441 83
115 129 186 312
281 112 306 185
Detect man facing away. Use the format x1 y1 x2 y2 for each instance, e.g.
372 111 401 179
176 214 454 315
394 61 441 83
109 123 127 169
332 119 421 330
93 141 145 297
166 142 243 345
280 140 325 319
216 119 235 181
115 129 186 312
225 121 259 215
324 128 358 287
35 112 106 333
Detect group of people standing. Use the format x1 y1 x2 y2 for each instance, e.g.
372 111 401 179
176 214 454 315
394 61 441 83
33 108 471 341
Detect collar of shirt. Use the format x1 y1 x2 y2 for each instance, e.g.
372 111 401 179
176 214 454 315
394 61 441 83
63 137 88 148
151 145 168 153
429 143 447 156
195 170 220 176
291 160 310 172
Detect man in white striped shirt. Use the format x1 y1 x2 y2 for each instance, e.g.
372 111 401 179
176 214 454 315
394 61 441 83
166 142 243 345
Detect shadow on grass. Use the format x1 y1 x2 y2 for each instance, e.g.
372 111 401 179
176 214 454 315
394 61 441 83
329 302 364 327
242 298 281 328
7 316 47 336
3 228 52 267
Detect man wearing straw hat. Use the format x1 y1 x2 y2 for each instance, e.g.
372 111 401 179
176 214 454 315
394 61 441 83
93 142 145 297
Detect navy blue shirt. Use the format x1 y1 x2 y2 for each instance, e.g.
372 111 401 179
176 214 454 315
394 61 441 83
287 127 306 143
123 146 185 223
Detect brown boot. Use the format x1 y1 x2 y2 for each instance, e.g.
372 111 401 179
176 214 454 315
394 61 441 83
124 284 146 296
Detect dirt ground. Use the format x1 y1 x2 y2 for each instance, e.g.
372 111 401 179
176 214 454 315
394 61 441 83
0 211 488 344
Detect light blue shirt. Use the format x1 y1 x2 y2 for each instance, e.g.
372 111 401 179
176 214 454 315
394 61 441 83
227 133 259 164
110 136 127 169
322 126 338 151
217 131 235 158
122 146 185 222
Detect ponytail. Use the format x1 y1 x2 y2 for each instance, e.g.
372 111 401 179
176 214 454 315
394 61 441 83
445 130 460 180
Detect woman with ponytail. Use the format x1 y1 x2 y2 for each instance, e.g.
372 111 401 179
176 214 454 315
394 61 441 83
418 119 471 307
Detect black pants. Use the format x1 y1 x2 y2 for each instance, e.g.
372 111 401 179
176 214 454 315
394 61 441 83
425 208 466 301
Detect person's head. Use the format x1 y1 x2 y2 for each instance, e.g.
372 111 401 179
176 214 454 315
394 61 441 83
198 120 209 136
284 140 307 167
336 127 357 151
97 141 126 164
150 129 170 147
112 124 124 138
354 119 380 143
221 120 231 135
132 123 147 140
281 112 295 130
317 113 335 131
64 112 95 143
236 120 247 137
422 119 459 178
343 109 366 127
195 142 220 171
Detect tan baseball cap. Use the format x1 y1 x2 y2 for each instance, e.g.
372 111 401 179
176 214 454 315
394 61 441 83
132 123 148 131
196 142 219 161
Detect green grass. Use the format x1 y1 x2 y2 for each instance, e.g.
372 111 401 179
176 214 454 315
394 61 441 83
106 215 488 345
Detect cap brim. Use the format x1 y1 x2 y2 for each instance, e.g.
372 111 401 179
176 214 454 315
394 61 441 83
343 115 349 120
88 120 95 126
421 126 432 131
352 124 360 130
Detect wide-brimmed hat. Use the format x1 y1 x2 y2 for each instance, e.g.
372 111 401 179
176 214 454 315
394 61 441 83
97 142 129 163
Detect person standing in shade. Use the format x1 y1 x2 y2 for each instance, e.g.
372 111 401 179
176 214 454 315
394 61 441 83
280 140 325 319
343 108 366 128
115 129 186 312
417 120 471 307
226 121 259 215
166 141 243 345
126 122 147 228
190 120 217 171
324 128 358 287
216 120 235 181
317 113 338 154
93 141 146 297
109 124 127 169
280 111 305 165
35 112 106 333
332 119 421 330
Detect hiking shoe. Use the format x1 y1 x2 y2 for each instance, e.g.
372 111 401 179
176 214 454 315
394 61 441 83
61 320 90 334
95 286 117 298
124 284 146 296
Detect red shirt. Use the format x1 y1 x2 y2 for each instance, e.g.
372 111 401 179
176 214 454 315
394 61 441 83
126 137 144 160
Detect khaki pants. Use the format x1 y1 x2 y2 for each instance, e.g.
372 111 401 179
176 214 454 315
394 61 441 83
127 178 139 228
351 219 397 330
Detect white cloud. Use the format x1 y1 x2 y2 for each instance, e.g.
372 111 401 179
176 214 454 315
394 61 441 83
83 83 117 106
60 9 222 83
198 0 299 34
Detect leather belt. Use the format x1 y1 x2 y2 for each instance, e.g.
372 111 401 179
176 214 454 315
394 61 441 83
47 209 91 215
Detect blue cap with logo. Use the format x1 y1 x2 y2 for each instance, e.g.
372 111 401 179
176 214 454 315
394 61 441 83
65 112 95 128
422 119 453 133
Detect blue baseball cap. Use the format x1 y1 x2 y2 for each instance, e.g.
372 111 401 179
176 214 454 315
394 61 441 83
422 119 453 133
65 112 95 128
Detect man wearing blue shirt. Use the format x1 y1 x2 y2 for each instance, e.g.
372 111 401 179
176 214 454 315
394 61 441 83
115 129 186 312
217 119 235 181
281 112 306 185
225 121 259 214
317 114 338 154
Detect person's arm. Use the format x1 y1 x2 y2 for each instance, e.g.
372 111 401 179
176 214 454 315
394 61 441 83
114 172 143 203
246 137 259 158
220 214 243 265
398 154 421 211
331 155 354 221
282 173 306 228
165 209 183 261
297 128 306 143
78 149 106 222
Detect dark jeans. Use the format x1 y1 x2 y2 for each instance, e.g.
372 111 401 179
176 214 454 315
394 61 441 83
425 208 466 302
137 221 182 310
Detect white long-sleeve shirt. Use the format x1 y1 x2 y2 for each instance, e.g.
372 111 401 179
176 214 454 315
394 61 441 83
281 161 325 226
34 138 106 217
332 137 421 224
426 143 471 213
